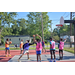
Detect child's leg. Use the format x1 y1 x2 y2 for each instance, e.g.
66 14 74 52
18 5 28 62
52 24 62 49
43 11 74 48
50 50 53 60
18 54 24 60
62 50 63 58
27 52 29 59
42 47 43 53
37 54 39 62
5 49 7 55
59 50 61 59
53 50 56 60
8 50 10 55
20 48 23 54
5 49 8 57
39 54 41 62
44 47 46 52
18 49 26 60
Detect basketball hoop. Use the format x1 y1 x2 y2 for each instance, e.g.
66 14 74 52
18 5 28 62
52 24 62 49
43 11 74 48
56 24 63 29
56 16 64 29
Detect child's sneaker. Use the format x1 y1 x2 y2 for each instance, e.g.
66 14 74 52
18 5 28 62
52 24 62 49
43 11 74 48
50 60 53 62
28 58 31 60
54 60 56 62
17 59 21 62
9 54 11 57
5 55 8 57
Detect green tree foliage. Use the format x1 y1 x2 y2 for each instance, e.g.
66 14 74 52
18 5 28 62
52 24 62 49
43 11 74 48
26 12 51 39
0 12 52 44
0 12 17 44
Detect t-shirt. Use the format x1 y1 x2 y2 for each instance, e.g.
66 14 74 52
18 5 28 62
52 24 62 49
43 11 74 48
59 41 64 50
50 40 55 50
35 41 42 51
23 42 34 50
20 41 23 48
5 41 9 47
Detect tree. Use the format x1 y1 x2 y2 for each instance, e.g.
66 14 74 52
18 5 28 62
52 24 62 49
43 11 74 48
0 12 17 44
26 12 51 39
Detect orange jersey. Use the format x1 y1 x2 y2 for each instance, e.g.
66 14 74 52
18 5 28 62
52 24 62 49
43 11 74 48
20 41 23 48
5 41 9 47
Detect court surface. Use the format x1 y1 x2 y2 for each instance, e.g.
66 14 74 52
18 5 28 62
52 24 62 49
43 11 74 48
8 49 75 62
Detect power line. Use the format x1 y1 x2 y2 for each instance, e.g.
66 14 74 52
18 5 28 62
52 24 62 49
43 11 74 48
64 14 70 18
52 12 67 24
63 12 66 17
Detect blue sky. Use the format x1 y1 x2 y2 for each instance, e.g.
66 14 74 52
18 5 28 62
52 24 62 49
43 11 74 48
15 12 70 30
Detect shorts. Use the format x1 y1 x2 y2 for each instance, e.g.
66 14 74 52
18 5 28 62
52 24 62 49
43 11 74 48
20 48 23 50
5 47 10 50
59 49 63 54
50 50 55 55
23 49 29 54
36 51 41 54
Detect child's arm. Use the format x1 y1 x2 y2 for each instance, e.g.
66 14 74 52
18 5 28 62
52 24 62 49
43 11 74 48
36 34 42 41
50 41 52 49
29 42 35 46
6 41 10 45
33 35 36 42
64 39 66 43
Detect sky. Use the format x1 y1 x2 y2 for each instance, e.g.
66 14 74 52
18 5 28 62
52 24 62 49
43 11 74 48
15 12 70 31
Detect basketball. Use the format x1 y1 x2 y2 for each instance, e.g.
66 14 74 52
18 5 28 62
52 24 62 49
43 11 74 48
33 35 35 37
9 41 12 44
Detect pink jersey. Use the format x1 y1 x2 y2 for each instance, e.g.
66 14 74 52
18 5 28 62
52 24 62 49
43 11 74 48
36 42 42 51
59 41 64 50
50 40 55 50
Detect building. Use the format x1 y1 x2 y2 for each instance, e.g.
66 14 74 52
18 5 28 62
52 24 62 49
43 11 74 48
4 35 33 45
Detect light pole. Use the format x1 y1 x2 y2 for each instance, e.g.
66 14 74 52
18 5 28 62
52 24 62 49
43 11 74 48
70 12 72 48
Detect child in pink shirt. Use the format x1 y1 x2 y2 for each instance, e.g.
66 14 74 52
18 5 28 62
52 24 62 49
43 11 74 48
50 37 56 62
33 34 42 62
59 38 65 60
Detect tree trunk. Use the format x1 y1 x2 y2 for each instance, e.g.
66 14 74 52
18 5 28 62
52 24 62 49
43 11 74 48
0 32 1 45
0 28 3 45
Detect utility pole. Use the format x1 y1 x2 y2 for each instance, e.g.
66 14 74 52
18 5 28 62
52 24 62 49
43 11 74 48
70 12 72 48
41 12 44 42
51 23 52 37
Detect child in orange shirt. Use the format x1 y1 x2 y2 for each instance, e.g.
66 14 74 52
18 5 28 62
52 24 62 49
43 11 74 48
5 38 12 57
20 39 24 55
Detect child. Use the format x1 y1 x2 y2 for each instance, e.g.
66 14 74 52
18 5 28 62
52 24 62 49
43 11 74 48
5 38 12 57
42 41 46 53
18 40 34 62
50 37 56 62
20 39 24 55
33 34 42 62
59 38 66 60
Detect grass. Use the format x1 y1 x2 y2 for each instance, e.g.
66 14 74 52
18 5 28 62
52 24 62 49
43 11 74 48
56 47 74 53
0 47 50 50
0 47 20 50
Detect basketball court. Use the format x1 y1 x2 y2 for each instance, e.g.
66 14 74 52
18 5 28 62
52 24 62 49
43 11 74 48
0 49 75 62
8 49 75 62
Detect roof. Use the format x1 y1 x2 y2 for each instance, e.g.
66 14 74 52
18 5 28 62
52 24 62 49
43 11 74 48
4 35 30 37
